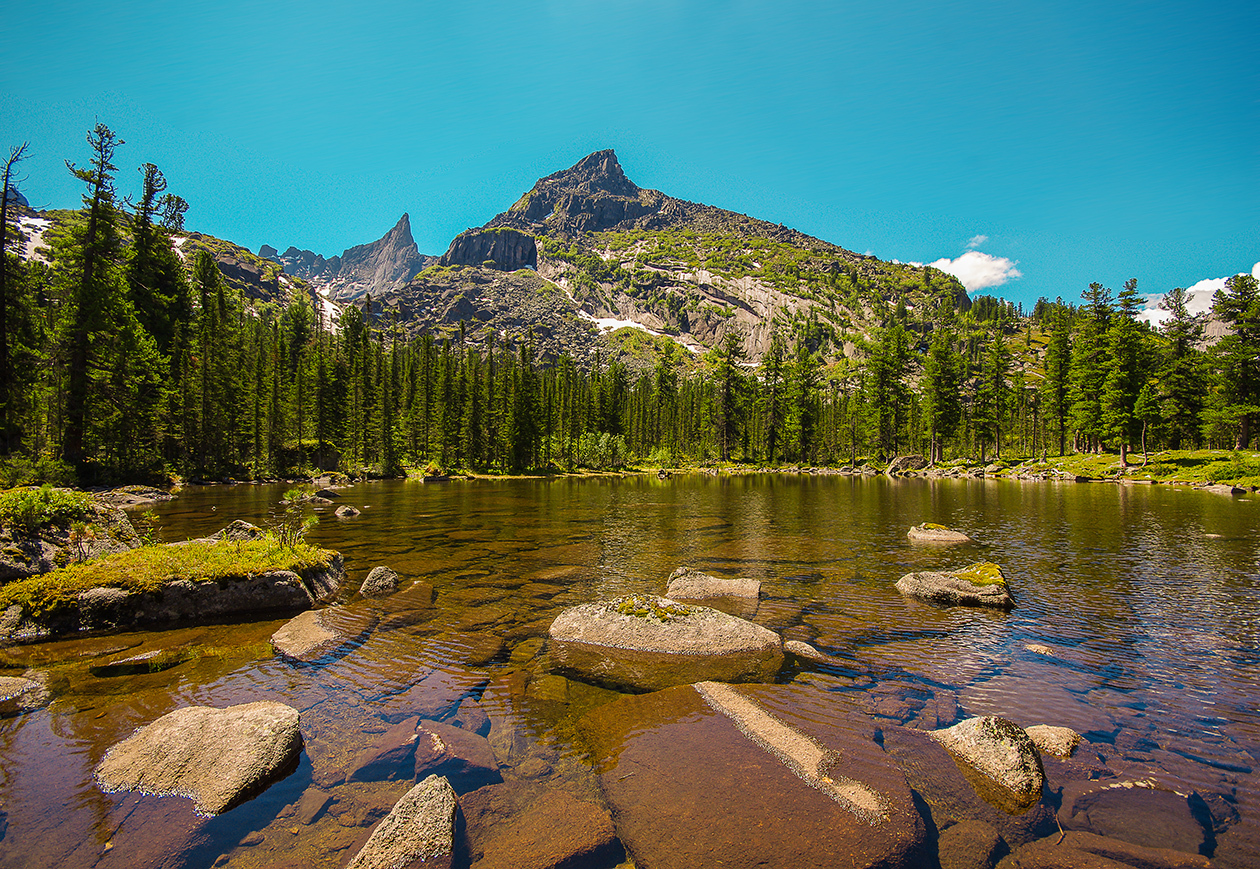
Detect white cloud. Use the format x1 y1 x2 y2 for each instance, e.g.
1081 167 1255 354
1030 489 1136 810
928 250 1022 293
966 234 988 249
1140 262 1260 326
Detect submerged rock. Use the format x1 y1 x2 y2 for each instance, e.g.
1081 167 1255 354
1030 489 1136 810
577 682 926 868
931 716 1046 812
335 504 360 517
1058 780 1208 855
413 720 501 793
95 701 302 815
460 780 619 869
547 595 784 692
0 675 50 717
998 830 1213 868
907 523 975 544
896 562 1015 610
344 775 457 869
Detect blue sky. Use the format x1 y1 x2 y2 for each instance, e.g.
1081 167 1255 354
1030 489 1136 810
3 0 1256 310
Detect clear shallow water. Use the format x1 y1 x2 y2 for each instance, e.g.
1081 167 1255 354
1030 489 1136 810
0 475 1257 867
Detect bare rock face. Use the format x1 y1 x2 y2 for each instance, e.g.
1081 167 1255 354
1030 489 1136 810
931 716 1046 813
548 595 784 692
460 780 619 869
344 775 457 869
907 523 975 544
0 675 50 717
896 562 1014 610
1024 724 1082 759
95 701 302 815
439 227 537 271
360 565 401 599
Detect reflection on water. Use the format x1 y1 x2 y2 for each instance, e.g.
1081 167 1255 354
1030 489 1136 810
0 475 1257 867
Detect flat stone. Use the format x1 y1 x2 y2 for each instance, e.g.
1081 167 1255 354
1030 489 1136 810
577 682 926 869
932 717 1046 813
344 775 456 869
95 701 302 815
1025 724 1083 759
360 565 400 598
0 675 50 717
547 595 784 692
997 830 1213 868
785 639 831 665
896 562 1014 609
460 780 618 869
908 524 975 544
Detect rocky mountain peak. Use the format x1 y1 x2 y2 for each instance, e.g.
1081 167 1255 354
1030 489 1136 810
542 149 639 198
498 149 665 235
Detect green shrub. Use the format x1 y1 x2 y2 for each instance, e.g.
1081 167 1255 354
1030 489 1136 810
0 486 95 533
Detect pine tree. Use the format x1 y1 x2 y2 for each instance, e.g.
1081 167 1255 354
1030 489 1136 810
1040 307 1072 456
1205 273 1260 448
1156 286 1207 449
921 329 961 463
1100 279 1150 466
759 332 785 463
1068 283 1112 452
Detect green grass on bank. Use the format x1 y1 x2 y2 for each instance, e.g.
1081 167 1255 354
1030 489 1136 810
1024 449 1260 488
0 538 336 619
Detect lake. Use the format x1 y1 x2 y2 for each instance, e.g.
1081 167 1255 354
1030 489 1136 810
1 474 1257 867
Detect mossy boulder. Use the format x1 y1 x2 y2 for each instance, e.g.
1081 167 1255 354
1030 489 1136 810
895 562 1014 610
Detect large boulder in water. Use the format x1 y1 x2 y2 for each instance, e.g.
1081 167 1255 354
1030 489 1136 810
886 455 930 476
577 681 926 868
896 562 1014 610
666 566 760 601
0 675 50 717
931 716 1046 813
547 595 784 692
344 775 457 869
95 701 302 815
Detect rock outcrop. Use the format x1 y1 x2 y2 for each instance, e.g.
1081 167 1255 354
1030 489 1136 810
896 562 1015 609
931 716 1046 812
547 595 784 692
344 775 457 869
439 227 537 271
95 701 302 815
0 494 140 582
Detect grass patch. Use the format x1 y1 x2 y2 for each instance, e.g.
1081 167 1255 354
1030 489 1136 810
0 538 335 619
952 562 1007 587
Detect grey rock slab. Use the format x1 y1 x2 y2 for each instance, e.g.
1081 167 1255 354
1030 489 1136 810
0 675 50 716
907 523 975 544
270 607 356 662
932 716 1046 813
344 775 456 869
896 562 1014 610
95 701 302 815
547 595 784 692
665 565 761 600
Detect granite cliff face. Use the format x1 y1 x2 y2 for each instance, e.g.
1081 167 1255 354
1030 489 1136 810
265 214 435 303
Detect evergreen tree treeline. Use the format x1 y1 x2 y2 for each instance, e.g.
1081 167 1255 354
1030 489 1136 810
1 126 1257 484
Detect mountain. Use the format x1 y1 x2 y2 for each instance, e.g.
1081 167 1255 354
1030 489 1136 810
379 149 969 367
265 213 436 304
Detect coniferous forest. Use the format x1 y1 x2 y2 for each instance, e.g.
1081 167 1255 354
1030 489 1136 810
1 125 1258 485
